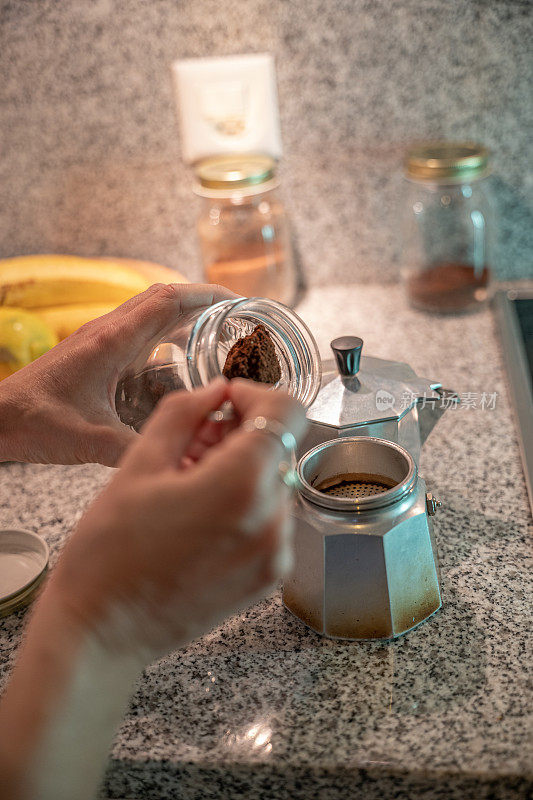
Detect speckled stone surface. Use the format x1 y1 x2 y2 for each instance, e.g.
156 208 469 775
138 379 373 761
1 0 532 284
0 285 531 799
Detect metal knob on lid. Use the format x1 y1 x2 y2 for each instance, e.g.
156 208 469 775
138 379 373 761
330 336 363 377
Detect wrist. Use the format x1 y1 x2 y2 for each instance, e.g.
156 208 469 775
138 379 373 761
44 554 148 662
11 581 145 696
0 376 35 462
51 545 165 665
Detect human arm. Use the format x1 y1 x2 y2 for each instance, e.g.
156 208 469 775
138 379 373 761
0 378 307 800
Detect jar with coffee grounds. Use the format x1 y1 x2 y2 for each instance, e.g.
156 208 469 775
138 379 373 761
115 297 321 431
401 142 495 313
194 155 297 306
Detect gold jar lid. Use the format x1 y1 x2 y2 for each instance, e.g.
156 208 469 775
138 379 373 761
195 154 276 190
405 142 490 183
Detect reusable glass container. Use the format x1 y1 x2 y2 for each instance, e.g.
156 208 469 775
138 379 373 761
400 142 495 313
194 154 297 306
115 297 321 431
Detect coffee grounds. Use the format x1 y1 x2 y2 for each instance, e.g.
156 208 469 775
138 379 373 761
115 367 185 432
407 263 490 312
222 324 281 384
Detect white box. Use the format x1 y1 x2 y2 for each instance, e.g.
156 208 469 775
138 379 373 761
172 53 282 164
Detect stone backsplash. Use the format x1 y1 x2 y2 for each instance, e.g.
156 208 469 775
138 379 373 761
1 0 531 284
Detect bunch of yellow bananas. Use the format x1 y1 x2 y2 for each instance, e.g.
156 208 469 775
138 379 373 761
0 254 188 378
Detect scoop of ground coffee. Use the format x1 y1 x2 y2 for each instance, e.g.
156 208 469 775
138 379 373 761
115 366 186 432
222 324 281 384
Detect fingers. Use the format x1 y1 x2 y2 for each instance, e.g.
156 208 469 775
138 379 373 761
109 282 237 323
101 282 170 317
91 423 139 468
182 415 237 464
118 379 229 473
180 379 308 467
195 382 307 533
71 283 238 377
227 378 308 444
170 283 239 313
105 283 238 353
201 380 307 486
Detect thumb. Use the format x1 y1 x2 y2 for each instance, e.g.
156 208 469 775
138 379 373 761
119 379 228 473
86 422 138 468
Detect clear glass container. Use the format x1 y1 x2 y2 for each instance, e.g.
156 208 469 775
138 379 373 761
400 142 495 313
195 155 297 306
115 297 321 431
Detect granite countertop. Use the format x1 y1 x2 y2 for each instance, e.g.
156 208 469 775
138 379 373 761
0 285 531 800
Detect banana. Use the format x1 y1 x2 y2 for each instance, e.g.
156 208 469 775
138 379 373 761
0 255 191 341
36 303 118 340
0 307 58 379
0 255 188 310
0 255 152 308
99 257 188 286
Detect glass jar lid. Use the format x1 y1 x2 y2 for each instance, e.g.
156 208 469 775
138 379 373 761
195 154 276 190
405 141 490 183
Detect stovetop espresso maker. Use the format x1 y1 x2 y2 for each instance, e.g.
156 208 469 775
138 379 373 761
285 335 457 641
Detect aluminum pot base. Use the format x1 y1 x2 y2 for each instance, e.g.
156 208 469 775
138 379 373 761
283 437 442 641
282 598 442 642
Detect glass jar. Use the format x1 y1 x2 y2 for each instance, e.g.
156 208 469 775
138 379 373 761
115 297 321 431
194 154 297 306
400 142 495 313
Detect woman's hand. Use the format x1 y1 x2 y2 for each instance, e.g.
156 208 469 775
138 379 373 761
52 377 307 658
0 282 234 467
0 379 307 800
